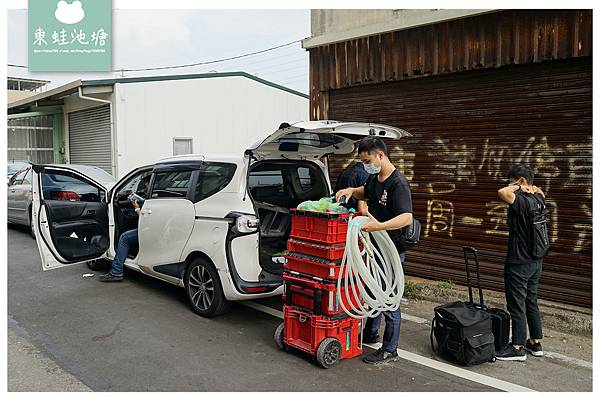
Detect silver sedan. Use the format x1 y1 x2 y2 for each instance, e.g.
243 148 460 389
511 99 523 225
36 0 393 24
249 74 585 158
7 164 116 237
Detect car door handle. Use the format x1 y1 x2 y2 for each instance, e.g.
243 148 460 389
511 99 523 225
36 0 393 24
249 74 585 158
141 210 152 215
86 210 95 216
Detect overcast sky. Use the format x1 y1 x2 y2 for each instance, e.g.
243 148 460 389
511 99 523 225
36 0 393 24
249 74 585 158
8 9 311 93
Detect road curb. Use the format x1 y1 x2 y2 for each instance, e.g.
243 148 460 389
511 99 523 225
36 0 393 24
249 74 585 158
404 275 592 337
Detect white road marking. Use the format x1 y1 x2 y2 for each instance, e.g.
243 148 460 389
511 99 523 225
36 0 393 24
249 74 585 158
245 301 429 324
242 301 536 392
544 351 593 369
244 301 284 319
365 342 534 392
401 312 429 324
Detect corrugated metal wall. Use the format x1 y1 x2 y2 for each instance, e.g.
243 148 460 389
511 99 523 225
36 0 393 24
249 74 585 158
327 58 592 307
68 105 113 174
309 9 592 120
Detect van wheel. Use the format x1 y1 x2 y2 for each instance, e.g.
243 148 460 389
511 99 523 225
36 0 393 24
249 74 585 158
184 257 229 317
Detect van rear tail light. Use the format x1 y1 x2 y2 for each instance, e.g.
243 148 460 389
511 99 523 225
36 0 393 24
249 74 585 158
235 215 259 234
52 191 80 201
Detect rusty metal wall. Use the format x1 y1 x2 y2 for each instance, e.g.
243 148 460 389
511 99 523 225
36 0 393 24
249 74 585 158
327 58 592 307
309 9 592 121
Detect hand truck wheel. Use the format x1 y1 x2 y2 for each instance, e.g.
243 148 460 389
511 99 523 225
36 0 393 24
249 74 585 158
316 337 342 369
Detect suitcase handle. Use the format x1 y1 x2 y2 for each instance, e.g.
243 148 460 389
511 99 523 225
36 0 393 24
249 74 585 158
462 246 485 307
284 284 322 315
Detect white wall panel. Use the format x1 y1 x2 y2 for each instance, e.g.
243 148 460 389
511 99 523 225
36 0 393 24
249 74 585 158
114 76 308 178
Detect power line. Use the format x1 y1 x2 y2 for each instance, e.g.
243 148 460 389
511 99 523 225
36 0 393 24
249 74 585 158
120 39 302 72
8 38 303 72
250 61 308 75
215 52 306 72
201 53 306 76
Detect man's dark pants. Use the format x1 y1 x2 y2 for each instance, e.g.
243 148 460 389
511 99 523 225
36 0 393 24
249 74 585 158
364 252 405 353
504 260 543 345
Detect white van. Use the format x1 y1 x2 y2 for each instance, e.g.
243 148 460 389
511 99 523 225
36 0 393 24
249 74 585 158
32 121 410 317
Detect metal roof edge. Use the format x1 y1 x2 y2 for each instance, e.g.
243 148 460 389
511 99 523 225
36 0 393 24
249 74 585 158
83 71 309 99
7 79 83 111
302 9 498 49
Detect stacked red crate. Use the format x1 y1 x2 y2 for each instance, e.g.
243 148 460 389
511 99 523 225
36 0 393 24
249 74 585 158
282 305 363 361
278 208 363 368
282 271 362 317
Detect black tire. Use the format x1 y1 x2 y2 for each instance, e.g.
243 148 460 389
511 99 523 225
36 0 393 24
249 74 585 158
184 257 229 317
316 337 342 369
274 322 287 351
86 259 110 271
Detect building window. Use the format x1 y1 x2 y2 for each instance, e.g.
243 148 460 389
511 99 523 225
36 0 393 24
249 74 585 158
173 138 193 156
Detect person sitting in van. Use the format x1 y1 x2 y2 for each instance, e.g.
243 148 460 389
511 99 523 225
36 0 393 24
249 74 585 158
99 176 149 282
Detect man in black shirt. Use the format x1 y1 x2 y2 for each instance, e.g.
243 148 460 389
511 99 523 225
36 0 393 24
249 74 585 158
497 164 545 361
335 137 413 364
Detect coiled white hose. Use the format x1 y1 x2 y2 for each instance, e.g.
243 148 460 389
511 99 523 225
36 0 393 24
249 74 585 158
337 215 404 319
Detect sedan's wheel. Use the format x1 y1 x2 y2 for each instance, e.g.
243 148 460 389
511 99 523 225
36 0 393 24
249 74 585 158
184 257 229 317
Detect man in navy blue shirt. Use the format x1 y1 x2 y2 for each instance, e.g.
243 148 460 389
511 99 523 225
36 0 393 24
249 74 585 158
334 162 369 212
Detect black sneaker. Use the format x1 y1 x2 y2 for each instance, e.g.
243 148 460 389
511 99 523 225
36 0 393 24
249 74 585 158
363 333 380 345
98 273 123 282
524 340 544 357
496 344 527 361
363 347 399 365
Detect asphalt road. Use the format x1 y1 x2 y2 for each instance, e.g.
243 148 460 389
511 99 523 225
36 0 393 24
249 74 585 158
7 225 499 392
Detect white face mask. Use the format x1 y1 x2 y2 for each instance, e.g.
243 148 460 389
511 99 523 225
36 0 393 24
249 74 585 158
364 162 381 175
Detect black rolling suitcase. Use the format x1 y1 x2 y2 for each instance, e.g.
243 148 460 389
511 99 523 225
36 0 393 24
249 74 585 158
463 246 511 352
430 246 496 366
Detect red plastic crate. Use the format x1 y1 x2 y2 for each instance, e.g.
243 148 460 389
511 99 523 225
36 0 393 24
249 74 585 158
286 238 347 260
284 251 347 280
282 271 363 316
290 209 351 244
283 304 363 360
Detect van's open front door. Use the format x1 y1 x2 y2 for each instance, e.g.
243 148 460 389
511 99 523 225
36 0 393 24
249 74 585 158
32 165 110 270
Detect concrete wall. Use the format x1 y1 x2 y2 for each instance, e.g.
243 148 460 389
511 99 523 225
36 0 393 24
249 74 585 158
305 9 495 48
113 76 308 178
